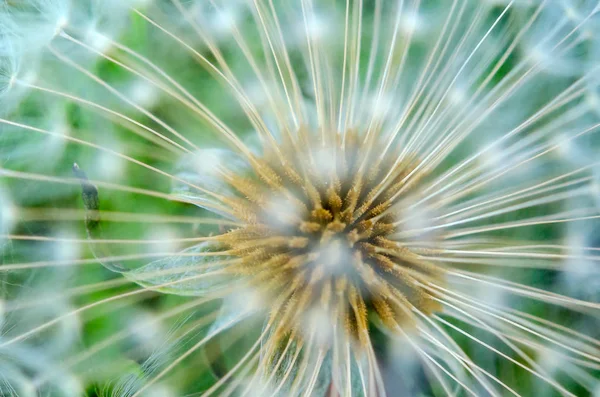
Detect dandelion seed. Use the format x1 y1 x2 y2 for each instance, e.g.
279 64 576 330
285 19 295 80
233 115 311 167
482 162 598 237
1 0 599 396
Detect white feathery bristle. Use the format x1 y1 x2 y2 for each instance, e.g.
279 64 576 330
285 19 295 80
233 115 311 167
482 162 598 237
386 333 453 397
144 227 181 255
304 14 330 43
128 79 160 109
394 197 440 243
526 44 554 71
0 40 20 84
126 311 165 353
314 239 352 277
551 121 598 166
469 277 507 309
54 375 83 397
289 11 336 47
84 29 112 53
301 307 335 346
564 5 581 22
52 230 80 263
561 223 600 301
69 0 138 39
551 133 577 161
0 38 33 111
193 0 245 39
47 118 69 158
0 298 5 329
0 186 16 236
94 145 126 182
477 139 507 171
482 0 537 5
240 379 275 397
211 7 238 37
144 385 176 397
312 147 340 178
591 170 600 209
191 149 228 176
389 334 420 362
364 92 401 125
228 287 263 315
559 0 600 23
538 348 561 373
517 3 593 78
194 149 248 178
244 80 271 111
18 68 38 86
173 149 249 218
9 377 36 397
9 0 72 46
447 83 470 108
263 194 302 228
399 10 426 37
54 15 69 36
566 227 587 250
585 77 600 118
242 130 264 156
35 300 81 355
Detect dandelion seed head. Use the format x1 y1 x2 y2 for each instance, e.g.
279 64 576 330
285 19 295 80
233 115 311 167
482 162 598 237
203 129 446 352
2 0 600 395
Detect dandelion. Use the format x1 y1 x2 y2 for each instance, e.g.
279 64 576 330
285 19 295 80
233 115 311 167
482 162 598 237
1 0 599 396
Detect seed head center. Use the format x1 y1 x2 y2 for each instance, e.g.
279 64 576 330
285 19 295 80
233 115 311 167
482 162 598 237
215 129 444 344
